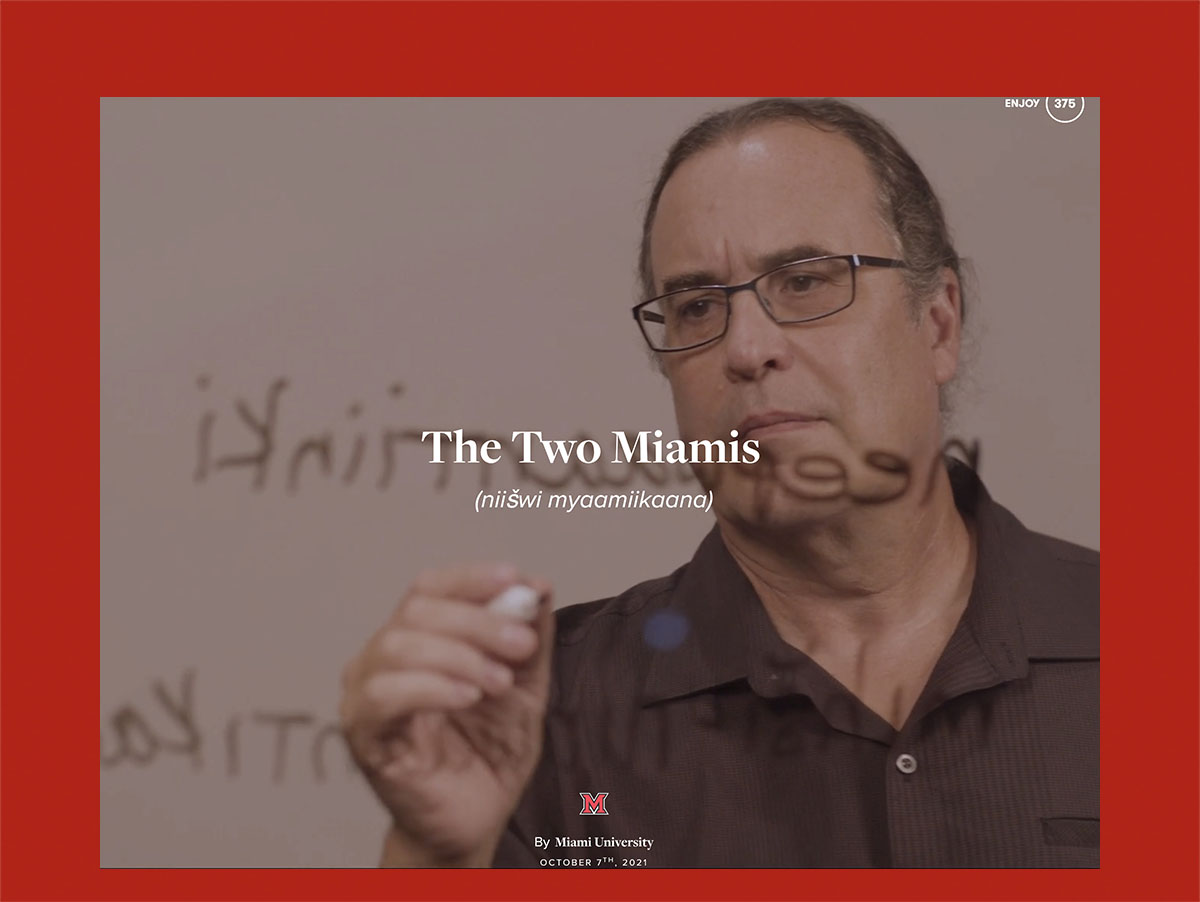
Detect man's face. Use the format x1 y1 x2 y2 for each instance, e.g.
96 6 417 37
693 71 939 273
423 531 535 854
648 122 961 531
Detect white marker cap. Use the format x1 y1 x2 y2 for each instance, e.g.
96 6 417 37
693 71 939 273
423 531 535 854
486 584 540 622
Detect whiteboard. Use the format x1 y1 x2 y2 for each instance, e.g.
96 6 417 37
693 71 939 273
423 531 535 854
100 98 1099 867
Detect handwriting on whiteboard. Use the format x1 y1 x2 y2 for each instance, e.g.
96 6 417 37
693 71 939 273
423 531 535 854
191 376 696 494
191 375 980 497
100 670 353 784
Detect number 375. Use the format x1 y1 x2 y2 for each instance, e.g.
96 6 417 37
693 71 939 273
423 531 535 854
1054 98 1077 109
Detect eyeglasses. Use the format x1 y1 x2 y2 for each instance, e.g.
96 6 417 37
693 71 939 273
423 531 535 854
632 254 907 352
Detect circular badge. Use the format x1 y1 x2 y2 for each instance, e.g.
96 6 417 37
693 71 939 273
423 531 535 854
1046 97 1085 123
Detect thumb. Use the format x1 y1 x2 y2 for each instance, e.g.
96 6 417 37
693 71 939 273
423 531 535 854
514 583 555 700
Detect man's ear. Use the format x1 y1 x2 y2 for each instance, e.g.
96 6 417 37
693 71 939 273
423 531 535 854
925 267 963 387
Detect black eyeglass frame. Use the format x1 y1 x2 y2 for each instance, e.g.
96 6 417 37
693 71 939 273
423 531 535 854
631 253 908 353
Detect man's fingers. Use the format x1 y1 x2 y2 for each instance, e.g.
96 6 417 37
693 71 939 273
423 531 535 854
405 563 521 607
351 670 483 730
376 630 515 696
397 595 540 663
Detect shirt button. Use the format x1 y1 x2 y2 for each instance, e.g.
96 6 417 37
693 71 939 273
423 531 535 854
895 753 918 775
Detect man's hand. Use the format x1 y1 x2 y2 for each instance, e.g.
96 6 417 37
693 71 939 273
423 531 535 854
340 564 554 867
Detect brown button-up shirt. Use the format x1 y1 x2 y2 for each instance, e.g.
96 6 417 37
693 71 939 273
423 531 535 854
494 463 1099 867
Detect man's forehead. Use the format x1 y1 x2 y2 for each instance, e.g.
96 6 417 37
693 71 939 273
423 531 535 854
648 122 886 286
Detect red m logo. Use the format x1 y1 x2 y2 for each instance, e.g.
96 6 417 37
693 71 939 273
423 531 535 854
578 792 609 815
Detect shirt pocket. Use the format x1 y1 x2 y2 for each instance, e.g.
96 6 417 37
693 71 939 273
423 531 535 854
1041 816 1099 848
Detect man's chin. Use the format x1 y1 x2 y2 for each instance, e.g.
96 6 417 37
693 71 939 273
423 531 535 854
697 445 852 502
713 478 853 535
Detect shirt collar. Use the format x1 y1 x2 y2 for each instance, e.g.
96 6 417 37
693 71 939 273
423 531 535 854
643 460 1096 708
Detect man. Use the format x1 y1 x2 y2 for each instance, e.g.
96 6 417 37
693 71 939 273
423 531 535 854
339 99 1099 868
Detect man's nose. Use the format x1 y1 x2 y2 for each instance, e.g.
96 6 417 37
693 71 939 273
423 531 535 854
721 288 793 381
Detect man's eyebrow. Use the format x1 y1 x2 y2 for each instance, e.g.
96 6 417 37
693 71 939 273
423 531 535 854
753 244 835 273
659 270 727 294
658 244 835 295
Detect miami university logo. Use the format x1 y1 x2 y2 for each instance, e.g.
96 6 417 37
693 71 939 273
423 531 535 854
579 792 609 816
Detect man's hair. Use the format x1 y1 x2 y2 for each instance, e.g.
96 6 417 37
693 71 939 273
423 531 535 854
637 98 964 321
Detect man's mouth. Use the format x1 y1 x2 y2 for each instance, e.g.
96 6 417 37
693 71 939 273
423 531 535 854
736 411 823 439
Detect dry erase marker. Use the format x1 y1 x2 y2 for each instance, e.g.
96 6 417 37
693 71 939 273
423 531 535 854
486 584 539 621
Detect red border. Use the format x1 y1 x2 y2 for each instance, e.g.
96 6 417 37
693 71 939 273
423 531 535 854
3 1 1198 900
